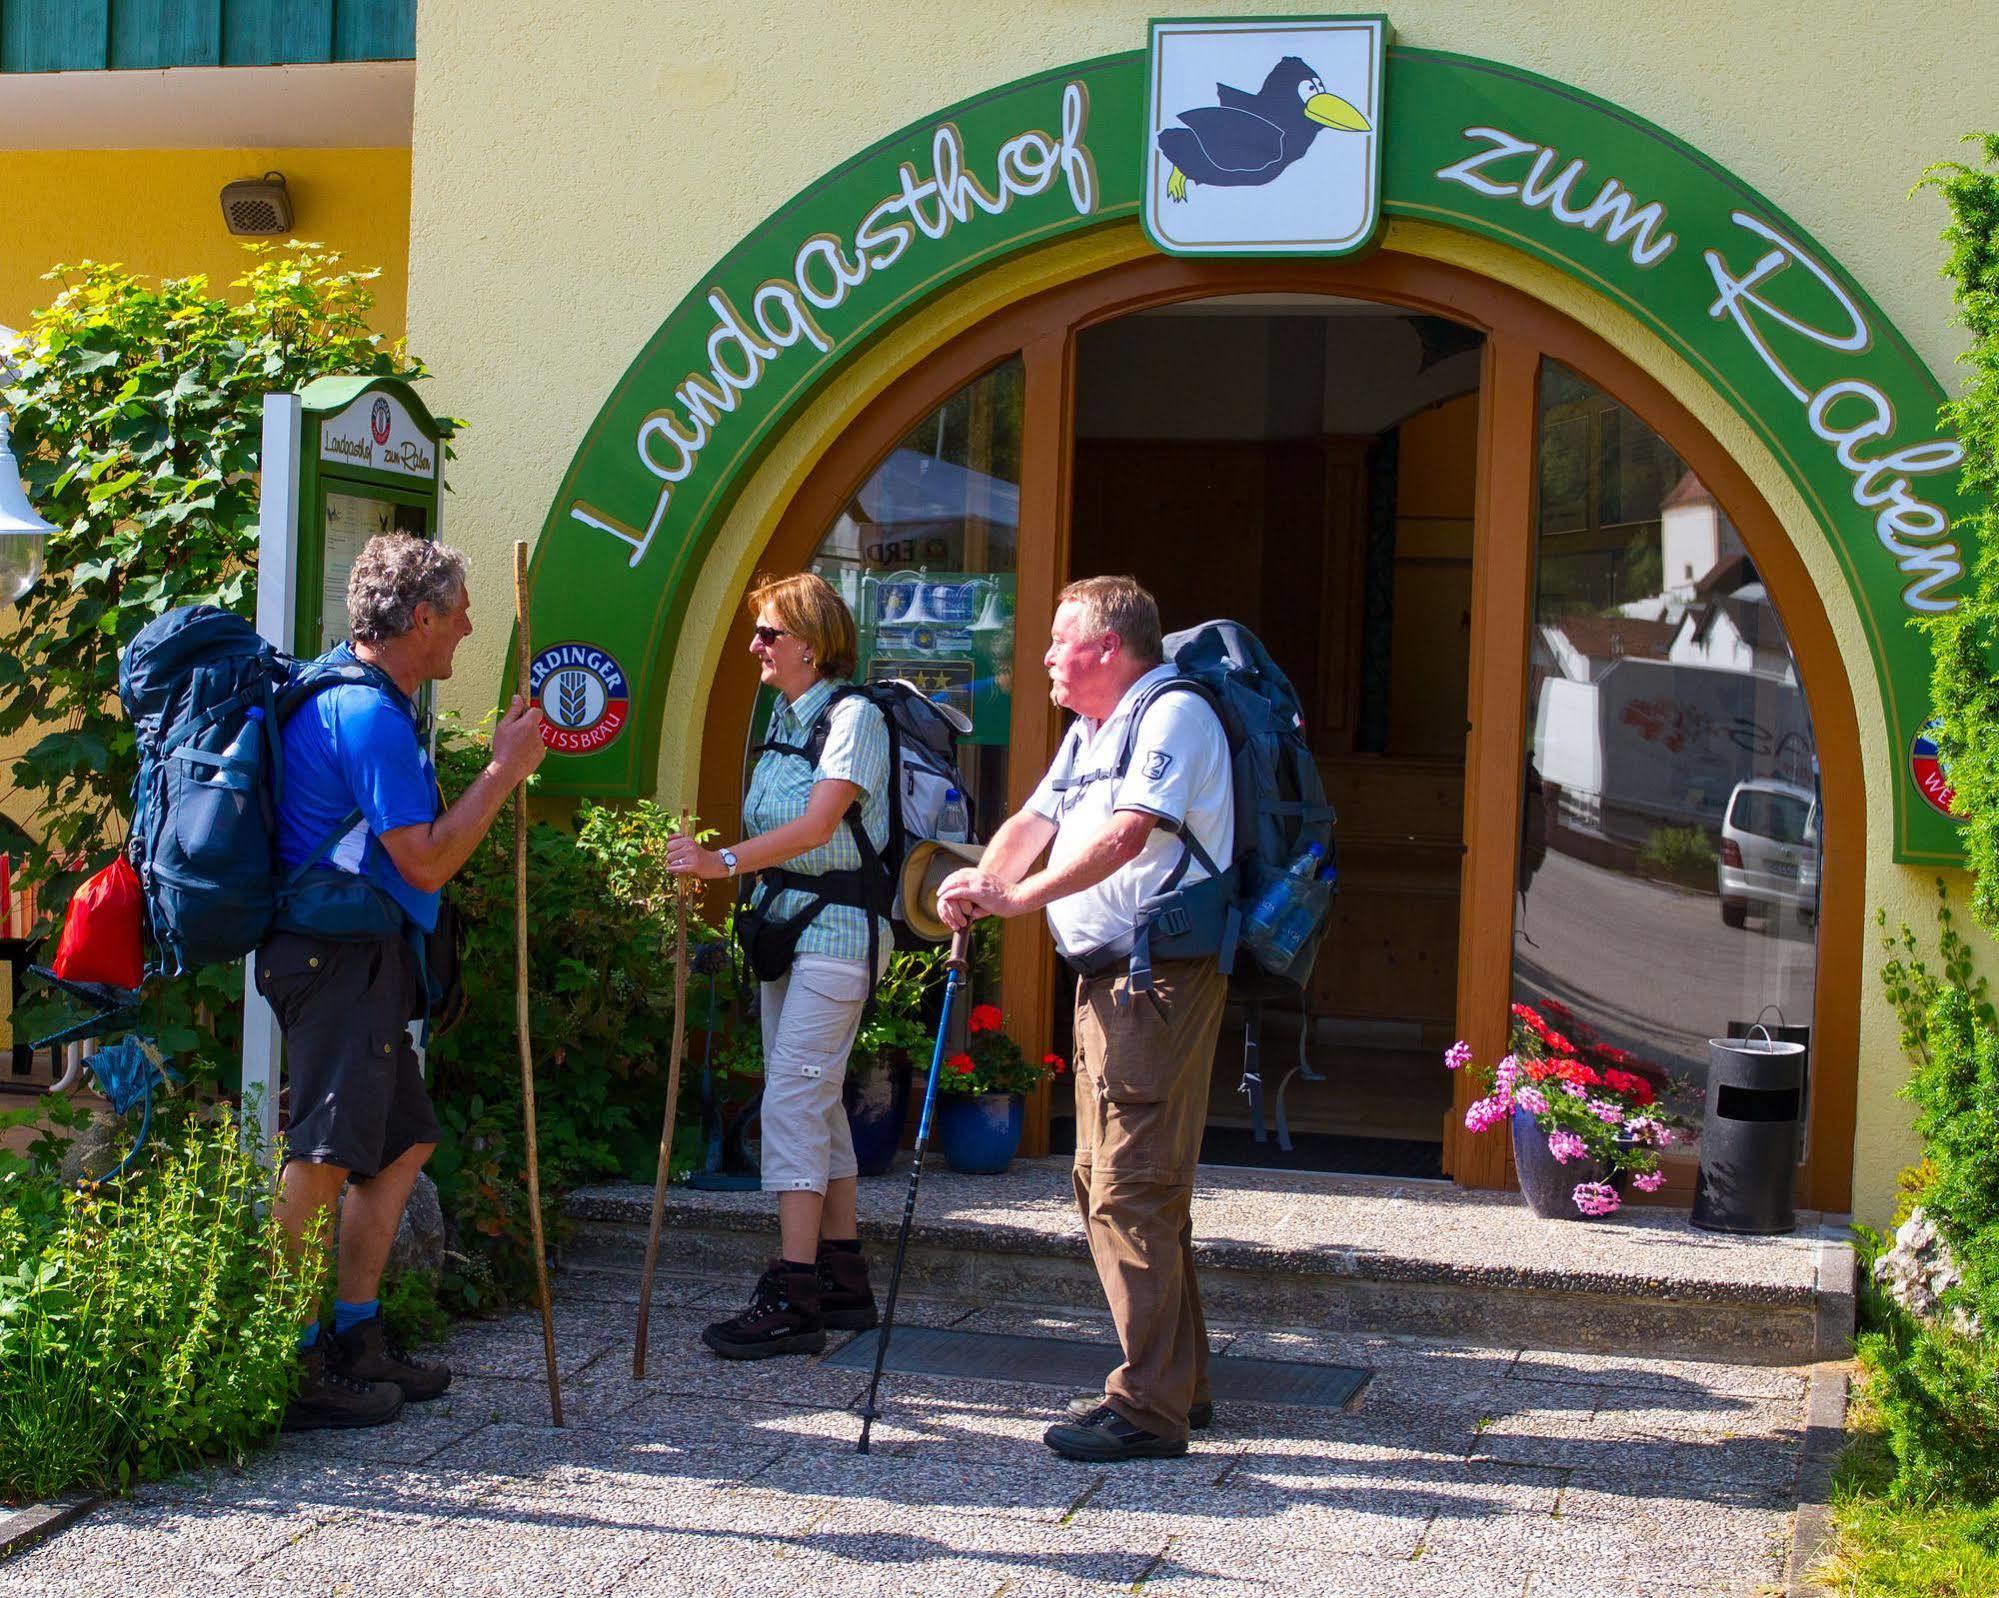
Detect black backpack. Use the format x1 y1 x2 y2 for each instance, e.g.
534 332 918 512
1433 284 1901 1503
734 679 975 982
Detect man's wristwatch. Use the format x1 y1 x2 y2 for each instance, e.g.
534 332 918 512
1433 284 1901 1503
720 848 740 878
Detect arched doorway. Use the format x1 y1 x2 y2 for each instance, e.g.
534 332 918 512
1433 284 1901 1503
694 247 1863 1211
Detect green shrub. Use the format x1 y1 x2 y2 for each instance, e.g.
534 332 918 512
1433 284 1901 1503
1637 825 1716 885
422 724 742 1312
0 1104 324 1503
1 245 442 1079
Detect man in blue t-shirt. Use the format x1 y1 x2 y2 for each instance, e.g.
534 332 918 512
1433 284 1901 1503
258 533 545 1432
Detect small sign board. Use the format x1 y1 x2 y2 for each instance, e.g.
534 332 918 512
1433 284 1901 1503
318 388 439 481
1143 14 1388 257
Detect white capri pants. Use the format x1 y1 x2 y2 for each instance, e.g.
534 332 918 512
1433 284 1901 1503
759 952 875 1194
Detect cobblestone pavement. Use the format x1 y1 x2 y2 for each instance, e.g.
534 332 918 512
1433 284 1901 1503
5 1272 1811 1597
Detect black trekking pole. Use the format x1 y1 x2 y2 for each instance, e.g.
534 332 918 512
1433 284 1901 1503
857 925 970 1454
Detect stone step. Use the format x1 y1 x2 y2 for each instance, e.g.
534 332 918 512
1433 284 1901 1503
563 1158 1853 1366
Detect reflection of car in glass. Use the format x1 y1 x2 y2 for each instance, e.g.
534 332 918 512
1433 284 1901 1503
1718 779 1817 930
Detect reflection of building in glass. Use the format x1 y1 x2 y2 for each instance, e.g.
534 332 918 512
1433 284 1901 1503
1530 475 1814 854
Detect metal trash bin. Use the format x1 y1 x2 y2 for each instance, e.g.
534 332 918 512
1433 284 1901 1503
1727 1017 1810 1161
1692 1028 1806 1234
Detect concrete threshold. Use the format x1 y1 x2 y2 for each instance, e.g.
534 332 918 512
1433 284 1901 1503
566 1157 1852 1366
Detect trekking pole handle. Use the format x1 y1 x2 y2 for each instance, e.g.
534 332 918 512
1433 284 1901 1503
945 927 971 973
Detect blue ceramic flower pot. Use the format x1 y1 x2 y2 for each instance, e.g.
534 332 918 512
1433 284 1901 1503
1510 1107 1629 1220
936 1092 1025 1175
843 1052 912 1177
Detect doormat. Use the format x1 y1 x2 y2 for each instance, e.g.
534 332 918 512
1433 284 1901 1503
1198 1127 1446 1179
825 1325 1371 1411
1046 1119 1446 1179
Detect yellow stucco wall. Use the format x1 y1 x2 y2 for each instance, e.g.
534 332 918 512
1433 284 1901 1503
0 145 413 847
405 0 1995 1224
0 147 411 336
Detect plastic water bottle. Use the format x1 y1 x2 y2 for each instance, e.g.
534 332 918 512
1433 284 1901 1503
1242 842 1323 964
936 787 970 843
1262 864 1337 970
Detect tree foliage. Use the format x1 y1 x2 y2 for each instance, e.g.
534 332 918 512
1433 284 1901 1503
1919 136 1999 929
0 245 433 920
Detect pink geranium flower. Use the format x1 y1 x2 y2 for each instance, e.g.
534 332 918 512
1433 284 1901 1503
1464 1095 1509 1134
1545 1130 1587 1163
1633 1171 1666 1193
1444 1040 1473 1071
1514 1086 1548 1117
1572 1182 1621 1217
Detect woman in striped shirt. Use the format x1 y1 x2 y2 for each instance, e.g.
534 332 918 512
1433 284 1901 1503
667 572 891 1359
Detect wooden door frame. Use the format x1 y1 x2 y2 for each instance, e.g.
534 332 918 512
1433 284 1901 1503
693 247 1863 1211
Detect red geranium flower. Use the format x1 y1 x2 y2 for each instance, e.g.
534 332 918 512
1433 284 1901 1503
1601 1068 1656 1106
947 1052 975 1074
969 1004 1004 1035
1044 1052 1067 1075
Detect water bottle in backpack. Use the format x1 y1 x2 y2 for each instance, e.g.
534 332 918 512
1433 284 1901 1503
1257 863 1339 972
1241 842 1324 969
936 787 970 844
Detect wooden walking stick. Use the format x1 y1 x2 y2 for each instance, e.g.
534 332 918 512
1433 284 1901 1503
633 808 694 1377
513 540 563 1426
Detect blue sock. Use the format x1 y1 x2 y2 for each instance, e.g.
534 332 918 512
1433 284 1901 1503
332 1298 380 1336
299 1321 321 1350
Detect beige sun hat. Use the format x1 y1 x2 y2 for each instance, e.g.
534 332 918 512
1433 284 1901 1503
898 838 988 944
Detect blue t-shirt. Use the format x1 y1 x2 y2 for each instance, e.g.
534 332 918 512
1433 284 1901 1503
275 647 441 933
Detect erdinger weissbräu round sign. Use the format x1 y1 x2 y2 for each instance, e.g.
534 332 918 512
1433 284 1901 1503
529 643 630 755
1910 724 1957 819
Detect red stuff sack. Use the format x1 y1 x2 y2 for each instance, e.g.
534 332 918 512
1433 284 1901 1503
51 854 146 991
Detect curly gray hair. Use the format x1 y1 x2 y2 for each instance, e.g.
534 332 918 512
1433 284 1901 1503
346 533 468 644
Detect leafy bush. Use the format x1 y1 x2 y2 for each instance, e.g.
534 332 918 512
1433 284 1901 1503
1859 888 1999 1502
1636 825 1716 886
422 724 738 1311
0 245 444 1076
0 1102 324 1503
1920 136 1999 934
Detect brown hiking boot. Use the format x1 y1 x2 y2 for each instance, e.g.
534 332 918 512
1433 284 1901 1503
330 1314 452 1401
282 1338 404 1431
816 1243 879 1331
701 1261 826 1360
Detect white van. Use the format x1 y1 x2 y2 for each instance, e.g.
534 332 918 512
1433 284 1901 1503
1718 778 1818 930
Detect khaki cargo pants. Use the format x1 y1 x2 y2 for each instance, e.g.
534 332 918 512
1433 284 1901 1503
1071 956 1229 1442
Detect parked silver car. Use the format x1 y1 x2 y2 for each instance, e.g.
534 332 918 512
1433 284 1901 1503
1718 778 1818 930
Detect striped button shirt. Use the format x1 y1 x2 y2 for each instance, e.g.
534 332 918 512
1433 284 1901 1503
741 677 892 964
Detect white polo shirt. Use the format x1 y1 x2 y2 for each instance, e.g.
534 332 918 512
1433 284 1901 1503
1025 664 1235 961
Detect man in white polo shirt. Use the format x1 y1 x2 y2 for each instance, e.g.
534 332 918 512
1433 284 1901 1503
936 575 1233 1462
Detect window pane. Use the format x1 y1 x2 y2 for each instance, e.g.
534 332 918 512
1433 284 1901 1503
804 358 1024 1000
1515 363 1819 1146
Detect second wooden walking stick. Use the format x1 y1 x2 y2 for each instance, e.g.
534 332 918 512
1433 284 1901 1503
633 809 694 1378
513 540 563 1426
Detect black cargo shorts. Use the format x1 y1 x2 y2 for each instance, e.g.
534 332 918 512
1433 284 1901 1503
255 930 439 1179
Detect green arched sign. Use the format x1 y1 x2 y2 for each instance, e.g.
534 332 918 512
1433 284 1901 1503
521 36 1975 864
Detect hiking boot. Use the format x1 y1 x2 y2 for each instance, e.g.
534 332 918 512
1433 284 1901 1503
282 1339 404 1432
330 1314 452 1402
1043 1403 1188 1462
1067 1393 1212 1430
701 1262 826 1360
816 1243 879 1331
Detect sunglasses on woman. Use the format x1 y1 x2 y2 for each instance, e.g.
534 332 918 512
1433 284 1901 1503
751 624 790 646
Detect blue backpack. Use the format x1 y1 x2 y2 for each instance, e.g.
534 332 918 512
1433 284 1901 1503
1057 620 1337 993
119 606 411 977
